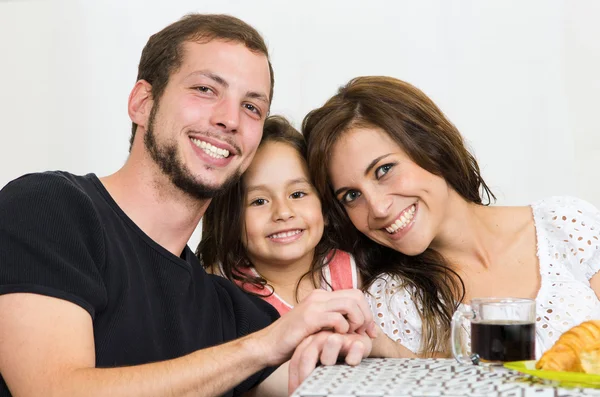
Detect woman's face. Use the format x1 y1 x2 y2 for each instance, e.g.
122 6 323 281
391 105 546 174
328 126 450 256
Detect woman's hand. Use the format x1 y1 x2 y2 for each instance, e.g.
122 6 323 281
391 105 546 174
369 323 417 358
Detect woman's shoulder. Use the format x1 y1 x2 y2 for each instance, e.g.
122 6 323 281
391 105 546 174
531 196 600 235
532 196 600 279
531 196 599 217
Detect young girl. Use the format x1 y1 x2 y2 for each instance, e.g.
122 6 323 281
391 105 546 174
197 116 359 314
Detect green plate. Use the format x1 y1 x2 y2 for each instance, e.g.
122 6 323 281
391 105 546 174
504 360 600 388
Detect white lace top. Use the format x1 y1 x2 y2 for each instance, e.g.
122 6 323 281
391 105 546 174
366 196 600 358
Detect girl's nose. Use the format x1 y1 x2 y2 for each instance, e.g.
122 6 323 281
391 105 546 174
272 201 295 221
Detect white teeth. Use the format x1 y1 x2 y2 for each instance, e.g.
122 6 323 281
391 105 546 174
268 230 302 239
190 138 230 159
385 205 416 234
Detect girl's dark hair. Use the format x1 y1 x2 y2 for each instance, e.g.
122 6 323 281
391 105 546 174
302 76 495 355
197 115 334 299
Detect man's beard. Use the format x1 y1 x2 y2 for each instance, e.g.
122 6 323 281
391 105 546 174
144 103 242 200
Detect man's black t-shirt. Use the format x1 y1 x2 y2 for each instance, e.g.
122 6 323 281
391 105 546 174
0 172 280 396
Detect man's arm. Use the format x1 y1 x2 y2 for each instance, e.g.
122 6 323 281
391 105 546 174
0 289 374 397
0 293 269 397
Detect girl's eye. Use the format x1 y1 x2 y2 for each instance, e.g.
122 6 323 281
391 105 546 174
375 163 394 179
342 190 361 204
290 191 306 199
250 198 267 206
244 103 260 115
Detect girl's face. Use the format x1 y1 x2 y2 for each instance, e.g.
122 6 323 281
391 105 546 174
241 141 324 268
328 126 451 256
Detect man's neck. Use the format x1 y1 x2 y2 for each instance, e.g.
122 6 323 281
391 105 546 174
100 152 209 257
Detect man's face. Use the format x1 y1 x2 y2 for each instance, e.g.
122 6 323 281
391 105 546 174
143 40 271 199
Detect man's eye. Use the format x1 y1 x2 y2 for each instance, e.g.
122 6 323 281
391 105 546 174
290 191 306 199
375 164 394 179
195 86 213 93
250 198 267 206
244 103 260 115
342 190 361 204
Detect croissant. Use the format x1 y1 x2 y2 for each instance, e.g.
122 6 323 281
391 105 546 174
536 320 600 372
580 340 600 374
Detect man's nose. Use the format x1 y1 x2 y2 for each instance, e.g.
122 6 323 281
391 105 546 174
210 97 240 133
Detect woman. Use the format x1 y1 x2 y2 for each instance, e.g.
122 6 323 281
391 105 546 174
302 76 600 357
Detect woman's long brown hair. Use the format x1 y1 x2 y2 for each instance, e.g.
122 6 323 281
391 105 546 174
197 116 334 300
302 76 495 355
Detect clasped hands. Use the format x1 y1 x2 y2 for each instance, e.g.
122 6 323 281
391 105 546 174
263 289 378 394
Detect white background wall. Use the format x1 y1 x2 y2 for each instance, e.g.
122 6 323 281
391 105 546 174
1 0 599 248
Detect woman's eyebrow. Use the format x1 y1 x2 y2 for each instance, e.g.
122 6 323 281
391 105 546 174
364 153 393 176
334 153 394 196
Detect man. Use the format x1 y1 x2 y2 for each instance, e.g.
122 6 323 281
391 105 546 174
0 14 380 397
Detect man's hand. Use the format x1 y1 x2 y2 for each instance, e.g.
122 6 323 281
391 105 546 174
288 331 373 394
254 289 376 367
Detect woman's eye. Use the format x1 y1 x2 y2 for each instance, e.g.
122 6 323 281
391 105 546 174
375 164 394 179
342 190 361 204
290 191 306 199
250 198 267 206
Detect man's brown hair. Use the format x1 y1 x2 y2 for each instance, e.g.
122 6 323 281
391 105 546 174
130 13 274 150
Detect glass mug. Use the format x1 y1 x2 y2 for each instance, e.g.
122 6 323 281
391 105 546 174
451 297 536 366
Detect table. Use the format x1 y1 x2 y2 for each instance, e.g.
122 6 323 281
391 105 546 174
291 358 600 397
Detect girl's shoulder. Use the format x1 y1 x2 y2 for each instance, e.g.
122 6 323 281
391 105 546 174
326 249 359 289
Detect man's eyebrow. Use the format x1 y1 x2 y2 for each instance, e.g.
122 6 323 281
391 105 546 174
333 153 394 197
246 91 270 105
187 70 269 105
187 70 229 87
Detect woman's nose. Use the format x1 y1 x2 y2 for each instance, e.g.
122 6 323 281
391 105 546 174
366 191 393 219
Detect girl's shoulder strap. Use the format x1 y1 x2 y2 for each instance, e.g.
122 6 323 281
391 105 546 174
234 266 293 316
326 249 358 290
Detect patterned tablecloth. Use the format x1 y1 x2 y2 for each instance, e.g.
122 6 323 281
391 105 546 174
291 358 600 397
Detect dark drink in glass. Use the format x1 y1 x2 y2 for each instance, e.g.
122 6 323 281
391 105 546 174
471 321 535 363
452 298 537 366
